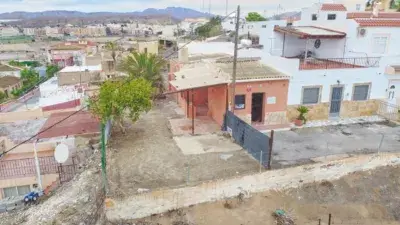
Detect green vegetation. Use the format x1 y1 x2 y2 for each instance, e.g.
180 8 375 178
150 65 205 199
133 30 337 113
297 106 309 124
0 91 6 103
246 12 267 21
11 69 41 97
0 36 33 44
119 52 166 94
88 78 153 133
105 41 120 63
195 16 223 38
9 60 42 68
46 64 60 79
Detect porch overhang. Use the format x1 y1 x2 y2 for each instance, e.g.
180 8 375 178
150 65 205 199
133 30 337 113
169 76 228 92
273 25 346 39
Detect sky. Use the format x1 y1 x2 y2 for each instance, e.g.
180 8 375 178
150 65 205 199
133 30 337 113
0 0 342 15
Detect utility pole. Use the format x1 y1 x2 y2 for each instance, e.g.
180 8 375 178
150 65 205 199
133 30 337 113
226 0 228 16
230 5 240 114
33 140 43 190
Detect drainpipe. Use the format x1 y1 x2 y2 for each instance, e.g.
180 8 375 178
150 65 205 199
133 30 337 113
33 139 43 190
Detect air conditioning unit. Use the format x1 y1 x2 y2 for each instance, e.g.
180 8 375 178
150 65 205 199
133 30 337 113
358 28 367 37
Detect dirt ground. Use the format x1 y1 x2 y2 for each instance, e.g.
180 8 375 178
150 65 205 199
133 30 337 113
107 98 261 198
129 165 400 225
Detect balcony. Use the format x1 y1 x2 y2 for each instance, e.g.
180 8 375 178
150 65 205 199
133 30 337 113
299 57 380 70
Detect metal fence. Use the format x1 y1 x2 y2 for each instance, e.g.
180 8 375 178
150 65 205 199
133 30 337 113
0 156 77 184
299 57 380 70
224 111 271 168
377 100 400 122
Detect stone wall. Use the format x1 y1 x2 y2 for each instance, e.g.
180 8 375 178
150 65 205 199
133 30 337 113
287 103 329 122
341 100 379 118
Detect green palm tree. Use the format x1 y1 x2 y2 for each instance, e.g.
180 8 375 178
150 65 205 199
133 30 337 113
119 52 166 95
105 41 119 63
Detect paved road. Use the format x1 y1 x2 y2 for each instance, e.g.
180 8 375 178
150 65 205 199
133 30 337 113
272 122 400 167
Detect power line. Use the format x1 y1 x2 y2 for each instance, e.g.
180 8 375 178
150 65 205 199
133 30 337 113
1 9 239 158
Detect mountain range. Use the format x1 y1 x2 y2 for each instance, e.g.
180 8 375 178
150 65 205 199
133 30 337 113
0 7 212 21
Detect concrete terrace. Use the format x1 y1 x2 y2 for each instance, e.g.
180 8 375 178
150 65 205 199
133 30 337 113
0 118 47 143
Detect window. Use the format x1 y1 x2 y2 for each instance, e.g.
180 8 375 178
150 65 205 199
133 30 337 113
262 25 267 28
372 36 388 54
3 185 31 198
327 14 336 20
353 84 370 101
312 14 317 21
234 95 246 109
302 87 321 105
356 4 361 11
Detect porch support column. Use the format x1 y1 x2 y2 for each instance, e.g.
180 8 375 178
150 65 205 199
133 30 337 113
191 89 195 136
186 90 189 118
282 33 286 57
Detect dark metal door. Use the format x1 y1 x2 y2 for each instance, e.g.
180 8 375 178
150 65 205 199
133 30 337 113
330 87 343 116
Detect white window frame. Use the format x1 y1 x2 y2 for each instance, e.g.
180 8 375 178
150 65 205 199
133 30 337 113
301 86 322 105
372 35 390 54
327 14 336 20
352 83 371 101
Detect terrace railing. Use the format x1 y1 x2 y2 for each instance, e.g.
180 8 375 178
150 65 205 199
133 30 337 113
299 57 380 70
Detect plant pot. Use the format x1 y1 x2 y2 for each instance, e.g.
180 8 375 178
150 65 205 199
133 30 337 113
294 119 303 126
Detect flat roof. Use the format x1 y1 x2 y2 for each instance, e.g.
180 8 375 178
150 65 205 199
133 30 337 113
37 111 100 139
0 76 20 88
0 118 47 144
274 25 346 39
59 65 102 73
0 64 20 72
170 62 228 91
216 59 290 81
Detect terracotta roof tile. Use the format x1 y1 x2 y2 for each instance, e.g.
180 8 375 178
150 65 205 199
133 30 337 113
37 111 100 139
321 3 347 11
354 18 400 27
347 12 400 19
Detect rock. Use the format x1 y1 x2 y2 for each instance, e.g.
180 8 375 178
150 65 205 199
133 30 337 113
83 196 90 203
220 154 233 161
137 188 150 194
341 128 352 136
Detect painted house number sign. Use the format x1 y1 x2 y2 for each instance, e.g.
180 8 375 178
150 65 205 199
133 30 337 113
267 96 276 104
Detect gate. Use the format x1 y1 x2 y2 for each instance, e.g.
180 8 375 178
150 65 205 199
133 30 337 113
330 86 343 117
224 111 271 168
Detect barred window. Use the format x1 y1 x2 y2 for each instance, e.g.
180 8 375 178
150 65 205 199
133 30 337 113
353 85 370 101
235 95 246 109
302 87 320 105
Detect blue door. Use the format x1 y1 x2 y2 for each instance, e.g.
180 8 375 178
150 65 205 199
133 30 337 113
330 87 343 117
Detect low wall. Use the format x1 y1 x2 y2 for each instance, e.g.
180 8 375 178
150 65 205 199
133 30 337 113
105 153 400 221
0 108 44 123
287 100 380 122
287 103 330 122
341 99 379 117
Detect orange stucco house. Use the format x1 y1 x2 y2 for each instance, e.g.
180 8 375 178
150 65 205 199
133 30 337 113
169 57 291 131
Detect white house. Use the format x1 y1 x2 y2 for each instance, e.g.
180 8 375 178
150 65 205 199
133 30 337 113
259 3 400 121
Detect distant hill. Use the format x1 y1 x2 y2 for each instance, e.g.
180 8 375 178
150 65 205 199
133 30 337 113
268 11 301 21
0 7 212 21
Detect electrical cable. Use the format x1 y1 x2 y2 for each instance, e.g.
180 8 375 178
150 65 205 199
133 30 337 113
1 10 238 157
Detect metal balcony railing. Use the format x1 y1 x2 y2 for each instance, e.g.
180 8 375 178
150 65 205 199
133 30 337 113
299 57 380 70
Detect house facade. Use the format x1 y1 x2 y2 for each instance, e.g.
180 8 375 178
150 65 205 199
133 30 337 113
260 3 400 121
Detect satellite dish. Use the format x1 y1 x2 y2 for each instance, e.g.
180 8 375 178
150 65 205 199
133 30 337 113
54 143 69 163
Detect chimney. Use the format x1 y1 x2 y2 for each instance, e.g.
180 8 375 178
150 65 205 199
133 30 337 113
178 47 189 63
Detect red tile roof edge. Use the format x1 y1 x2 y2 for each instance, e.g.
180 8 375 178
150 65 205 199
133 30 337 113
321 3 347 11
354 18 400 27
347 12 400 19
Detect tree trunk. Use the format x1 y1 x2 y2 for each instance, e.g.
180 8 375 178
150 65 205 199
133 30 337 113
118 118 126 134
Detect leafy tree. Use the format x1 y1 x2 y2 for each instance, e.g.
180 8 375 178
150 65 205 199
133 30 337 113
119 52 166 94
246 12 267 21
195 16 223 38
105 41 120 63
46 64 60 79
0 91 6 103
88 78 153 133
20 69 39 87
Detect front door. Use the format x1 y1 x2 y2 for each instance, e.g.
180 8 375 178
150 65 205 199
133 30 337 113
330 86 343 117
251 93 264 122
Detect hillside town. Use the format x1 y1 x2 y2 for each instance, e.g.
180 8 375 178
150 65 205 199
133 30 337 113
1 0 400 224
